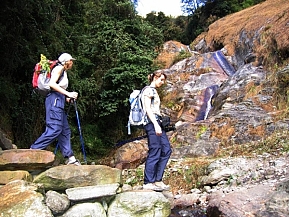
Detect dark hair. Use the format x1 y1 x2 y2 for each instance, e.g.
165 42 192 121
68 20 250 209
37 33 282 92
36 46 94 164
148 70 167 82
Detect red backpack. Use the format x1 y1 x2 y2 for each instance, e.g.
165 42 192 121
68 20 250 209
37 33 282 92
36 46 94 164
32 54 60 96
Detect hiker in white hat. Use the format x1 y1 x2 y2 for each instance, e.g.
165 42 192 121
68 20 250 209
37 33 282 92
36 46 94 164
30 52 81 165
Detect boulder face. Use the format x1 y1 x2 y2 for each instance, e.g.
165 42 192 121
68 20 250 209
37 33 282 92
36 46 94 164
107 191 171 217
0 180 53 217
61 202 107 217
202 155 289 217
0 170 32 184
45 190 70 215
33 165 122 191
207 182 274 216
159 54 277 159
0 149 55 171
155 40 191 68
112 139 148 170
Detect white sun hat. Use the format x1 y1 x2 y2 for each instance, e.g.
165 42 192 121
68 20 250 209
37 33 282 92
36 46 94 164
58 53 76 64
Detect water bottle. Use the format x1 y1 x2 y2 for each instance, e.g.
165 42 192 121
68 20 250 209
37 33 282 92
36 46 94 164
132 107 141 122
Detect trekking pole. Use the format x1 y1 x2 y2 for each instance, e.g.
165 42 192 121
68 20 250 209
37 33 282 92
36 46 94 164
54 99 73 155
73 100 87 164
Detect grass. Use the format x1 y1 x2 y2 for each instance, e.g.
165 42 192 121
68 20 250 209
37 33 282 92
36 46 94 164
226 130 289 157
124 167 144 186
196 126 208 139
171 50 192 66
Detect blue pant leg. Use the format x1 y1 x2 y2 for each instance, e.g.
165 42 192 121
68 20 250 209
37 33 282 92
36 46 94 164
31 94 62 149
156 131 172 182
30 124 62 149
144 123 162 184
57 113 73 158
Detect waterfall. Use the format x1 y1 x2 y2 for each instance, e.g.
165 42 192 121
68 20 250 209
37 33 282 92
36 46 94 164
195 51 235 120
195 85 219 121
203 85 219 119
213 50 236 76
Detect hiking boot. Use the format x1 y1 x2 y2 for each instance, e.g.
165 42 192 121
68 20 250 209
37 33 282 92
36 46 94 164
155 181 170 191
66 159 81 166
143 183 163 192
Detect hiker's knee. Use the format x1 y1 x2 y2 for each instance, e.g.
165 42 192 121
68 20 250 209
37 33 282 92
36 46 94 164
46 124 63 136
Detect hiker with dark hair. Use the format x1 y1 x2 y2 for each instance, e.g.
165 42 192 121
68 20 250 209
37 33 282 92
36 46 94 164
30 53 81 165
142 70 172 191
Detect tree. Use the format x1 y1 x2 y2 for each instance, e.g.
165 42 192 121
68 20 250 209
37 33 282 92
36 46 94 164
145 12 190 44
181 0 265 15
181 0 207 15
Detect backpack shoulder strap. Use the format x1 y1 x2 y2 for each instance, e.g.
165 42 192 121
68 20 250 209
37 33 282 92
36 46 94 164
150 87 156 106
141 86 155 100
141 85 154 95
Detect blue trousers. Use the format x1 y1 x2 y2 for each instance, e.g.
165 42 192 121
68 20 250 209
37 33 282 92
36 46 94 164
30 92 74 158
144 121 172 184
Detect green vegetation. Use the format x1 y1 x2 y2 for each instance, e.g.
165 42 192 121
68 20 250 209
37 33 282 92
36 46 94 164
124 168 144 185
172 50 192 65
196 126 208 139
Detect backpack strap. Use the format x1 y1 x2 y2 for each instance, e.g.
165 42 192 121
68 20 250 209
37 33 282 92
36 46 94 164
150 87 156 107
141 86 155 106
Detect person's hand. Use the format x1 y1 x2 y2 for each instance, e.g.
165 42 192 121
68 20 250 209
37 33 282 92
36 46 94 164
67 91 78 100
66 97 74 103
154 123 162 136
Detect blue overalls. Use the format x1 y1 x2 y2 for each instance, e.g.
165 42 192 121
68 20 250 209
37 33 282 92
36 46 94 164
143 120 172 184
30 91 73 158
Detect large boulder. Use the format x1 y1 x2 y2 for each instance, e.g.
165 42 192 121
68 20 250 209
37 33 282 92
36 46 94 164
45 190 70 215
107 191 171 217
0 170 32 184
0 149 55 171
155 40 190 69
0 180 53 217
65 183 120 201
33 165 122 191
202 155 289 216
61 202 106 217
112 139 148 169
207 184 274 216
